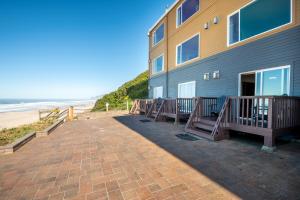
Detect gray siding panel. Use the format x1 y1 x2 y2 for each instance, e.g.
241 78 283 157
148 74 167 98
149 25 300 98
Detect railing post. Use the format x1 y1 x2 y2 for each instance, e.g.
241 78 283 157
175 98 179 124
38 110 41 120
68 106 74 121
268 97 273 129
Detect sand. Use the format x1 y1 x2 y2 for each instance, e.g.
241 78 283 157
0 102 95 130
0 111 40 130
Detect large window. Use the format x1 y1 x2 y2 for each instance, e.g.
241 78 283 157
153 86 163 98
177 34 199 65
152 55 164 74
228 0 292 46
177 0 200 27
153 23 164 46
255 66 290 96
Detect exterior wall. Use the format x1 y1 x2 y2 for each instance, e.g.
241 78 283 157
149 73 167 98
149 25 300 98
149 0 300 74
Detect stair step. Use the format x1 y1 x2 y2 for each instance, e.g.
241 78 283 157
194 122 214 131
185 128 214 140
199 118 216 126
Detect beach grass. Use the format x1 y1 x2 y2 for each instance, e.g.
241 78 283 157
0 113 59 146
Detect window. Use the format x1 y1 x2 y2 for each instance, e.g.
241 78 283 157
153 23 164 46
229 12 239 45
177 0 200 27
177 34 199 65
255 66 290 96
153 86 163 98
228 0 292 46
152 55 164 74
178 81 196 98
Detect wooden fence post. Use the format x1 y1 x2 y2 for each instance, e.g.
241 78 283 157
68 106 74 121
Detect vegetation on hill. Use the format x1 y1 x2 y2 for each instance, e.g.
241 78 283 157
92 71 148 111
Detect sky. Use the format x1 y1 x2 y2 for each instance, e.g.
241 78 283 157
0 0 174 99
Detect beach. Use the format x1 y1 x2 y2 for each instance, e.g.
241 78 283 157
0 99 95 130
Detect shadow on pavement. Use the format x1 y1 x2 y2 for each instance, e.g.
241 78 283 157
114 114 300 200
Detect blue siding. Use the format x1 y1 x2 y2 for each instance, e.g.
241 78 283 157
149 73 167 98
149 25 300 98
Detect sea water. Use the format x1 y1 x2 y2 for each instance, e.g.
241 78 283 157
0 99 95 113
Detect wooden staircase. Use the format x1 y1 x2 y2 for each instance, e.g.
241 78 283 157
185 97 230 141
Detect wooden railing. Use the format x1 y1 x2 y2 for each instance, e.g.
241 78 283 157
227 96 273 129
224 96 300 130
271 96 300 129
160 99 176 115
211 97 230 139
186 97 218 124
177 98 195 114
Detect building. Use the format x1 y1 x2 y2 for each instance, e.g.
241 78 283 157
148 0 299 99
143 0 300 150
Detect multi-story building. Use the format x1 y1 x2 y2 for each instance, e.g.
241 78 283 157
143 0 300 150
148 0 299 99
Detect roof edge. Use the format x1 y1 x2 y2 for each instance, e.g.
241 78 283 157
148 0 180 35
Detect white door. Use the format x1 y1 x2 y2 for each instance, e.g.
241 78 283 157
178 81 196 98
178 81 196 112
153 86 163 98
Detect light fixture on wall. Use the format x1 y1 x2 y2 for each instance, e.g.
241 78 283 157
213 17 219 24
204 22 209 30
213 70 220 79
203 73 209 80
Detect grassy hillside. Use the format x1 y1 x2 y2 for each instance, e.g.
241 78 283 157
92 71 148 111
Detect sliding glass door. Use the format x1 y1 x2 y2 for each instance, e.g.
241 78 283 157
255 66 290 96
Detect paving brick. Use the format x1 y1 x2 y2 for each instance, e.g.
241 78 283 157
0 112 299 200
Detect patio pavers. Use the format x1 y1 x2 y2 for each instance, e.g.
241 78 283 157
0 112 299 200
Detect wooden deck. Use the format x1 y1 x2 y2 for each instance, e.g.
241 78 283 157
131 96 300 149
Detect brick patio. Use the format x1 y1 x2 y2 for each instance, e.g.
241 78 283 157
0 112 299 200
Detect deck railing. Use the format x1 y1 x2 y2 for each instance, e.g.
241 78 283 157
271 96 300 129
188 97 218 123
225 96 300 130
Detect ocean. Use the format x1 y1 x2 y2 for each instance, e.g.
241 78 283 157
0 99 96 113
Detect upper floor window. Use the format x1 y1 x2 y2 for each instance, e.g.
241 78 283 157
228 0 292 46
152 55 164 74
153 23 164 46
176 34 199 65
177 0 200 27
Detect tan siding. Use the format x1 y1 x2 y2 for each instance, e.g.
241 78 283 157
149 0 300 73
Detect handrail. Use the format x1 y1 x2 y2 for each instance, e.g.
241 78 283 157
211 97 229 138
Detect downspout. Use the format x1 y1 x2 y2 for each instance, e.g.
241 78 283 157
165 13 169 98
148 33 151 99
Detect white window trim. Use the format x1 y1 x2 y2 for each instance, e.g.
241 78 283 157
178 81 196 98
227 0 293 47
152 54 164 75
176 0 200 28
153 86 163 98
175 33 200 67
152 23 165 47
238 65 291 96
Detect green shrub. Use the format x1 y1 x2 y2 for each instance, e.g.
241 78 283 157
92 71 148 111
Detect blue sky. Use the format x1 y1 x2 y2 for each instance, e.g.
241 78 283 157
0 0 174 99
